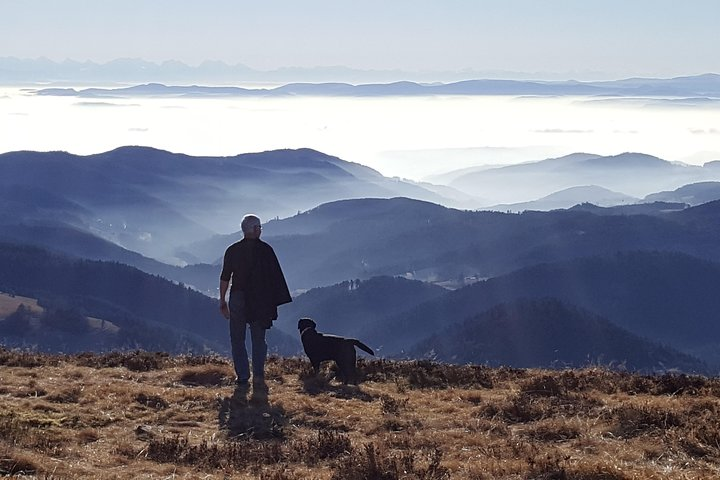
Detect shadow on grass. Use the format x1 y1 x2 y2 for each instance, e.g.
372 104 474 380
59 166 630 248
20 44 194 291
217 383 287 440
300 372 375 402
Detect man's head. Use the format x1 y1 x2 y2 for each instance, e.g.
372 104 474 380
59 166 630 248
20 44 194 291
241 214 262 239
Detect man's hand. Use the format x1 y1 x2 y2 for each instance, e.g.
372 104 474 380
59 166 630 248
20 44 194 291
220 300 230 319
219 280 231 319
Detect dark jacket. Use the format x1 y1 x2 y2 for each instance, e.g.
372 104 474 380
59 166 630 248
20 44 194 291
221 238 292 325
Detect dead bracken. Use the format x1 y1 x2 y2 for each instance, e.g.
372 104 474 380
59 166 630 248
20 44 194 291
0 349 719 478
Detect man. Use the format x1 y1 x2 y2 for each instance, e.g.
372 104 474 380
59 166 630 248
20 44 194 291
220 214 292 386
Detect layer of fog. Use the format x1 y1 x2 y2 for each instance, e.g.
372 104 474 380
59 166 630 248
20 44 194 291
2 86 719 184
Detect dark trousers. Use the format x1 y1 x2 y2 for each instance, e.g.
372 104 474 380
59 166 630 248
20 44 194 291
228 291 267 381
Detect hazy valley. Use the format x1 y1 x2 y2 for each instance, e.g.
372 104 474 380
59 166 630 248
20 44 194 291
3 144 720 374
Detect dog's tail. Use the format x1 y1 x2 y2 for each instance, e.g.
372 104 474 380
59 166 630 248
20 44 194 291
353 339 375 356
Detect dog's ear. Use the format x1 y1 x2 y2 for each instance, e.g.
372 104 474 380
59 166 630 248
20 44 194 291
298 317 316 331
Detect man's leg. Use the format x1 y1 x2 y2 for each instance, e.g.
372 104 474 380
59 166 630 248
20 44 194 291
249 321 268 382
228 292 250 383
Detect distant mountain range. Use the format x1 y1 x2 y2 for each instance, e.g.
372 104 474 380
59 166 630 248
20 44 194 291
31 73 720 98
8 187 720 297
273 276 449 337
0 243 298 355
6 147 720 294
6 145 720 372
248 196 720 291
447 152 720 202
1 241 714 372
1 56 553 84
0 147 459 264
0 147 720 373
644 181 720 206
487 185 639 212
271 252 717 372
268 251 720 372
485 182 720 213
408 298 705 373
355 251 720 360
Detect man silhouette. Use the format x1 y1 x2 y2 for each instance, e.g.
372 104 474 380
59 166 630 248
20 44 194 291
219 214 292 386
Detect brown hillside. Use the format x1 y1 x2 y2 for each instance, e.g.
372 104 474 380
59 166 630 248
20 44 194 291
1 350 720 479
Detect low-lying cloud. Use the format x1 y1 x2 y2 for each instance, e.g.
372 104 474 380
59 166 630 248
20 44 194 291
74 101 139 108
690 128 720 135
534 128 593 134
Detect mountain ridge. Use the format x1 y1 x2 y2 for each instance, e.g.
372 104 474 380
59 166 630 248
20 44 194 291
0 147 457 262
30 73 720 98
0 242 298 355
357 251 720 367
407 298 706 373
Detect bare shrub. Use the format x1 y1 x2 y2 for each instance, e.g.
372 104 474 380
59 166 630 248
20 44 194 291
119 350 169 372
12 387 47 398
0 348 54 368
135 392 169 410
529 455 631 480
46 387 82 404
488 365 530 384
0 446 38 476
113 441 139 459
259 466 303 480
145 436 282 470
556 369 652 395
462 392 484 405
269 356 306 376
380 394 408 415
74 350 169 371
0 413 66 454
178 354 230 366
77 428 100 444
523 420 582 442
652 373 707 396
288 430 353 465
526 450 570 480
330 443 449 480
610 403 683 438
361 359 493 389
520 374 566 397
366 418 418 434
178 365 231 386
478 393 546 423
564 463 631 480
264 355 298 382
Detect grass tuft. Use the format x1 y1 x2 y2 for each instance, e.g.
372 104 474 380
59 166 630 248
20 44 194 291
178 365 232 386
0 446 38 476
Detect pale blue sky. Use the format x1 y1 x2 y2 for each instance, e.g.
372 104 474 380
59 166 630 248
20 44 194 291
1 0 719 79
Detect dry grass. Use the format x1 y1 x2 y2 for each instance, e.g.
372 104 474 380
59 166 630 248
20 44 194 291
1 349 720 479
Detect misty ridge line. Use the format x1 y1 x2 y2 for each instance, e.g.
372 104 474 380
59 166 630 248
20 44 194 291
2 55 689 84
29 72 720 98
7 146 720 371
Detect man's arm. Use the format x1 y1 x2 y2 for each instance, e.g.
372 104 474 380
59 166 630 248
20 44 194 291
219 279 230 319
219 245 235 319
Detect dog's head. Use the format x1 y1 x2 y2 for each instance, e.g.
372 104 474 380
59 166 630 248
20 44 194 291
298 317 317 333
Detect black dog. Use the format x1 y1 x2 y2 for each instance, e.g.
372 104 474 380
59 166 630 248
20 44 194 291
298 317 374 384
